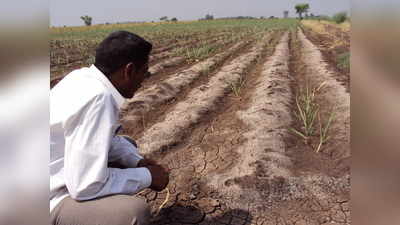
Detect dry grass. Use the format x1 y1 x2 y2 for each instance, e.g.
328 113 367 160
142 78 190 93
155 188 170 215
301 20 328 35
302 20 351 33
301 20 348 50
321 20 350 32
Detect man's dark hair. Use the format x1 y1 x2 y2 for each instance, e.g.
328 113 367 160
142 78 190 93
94 31 152 77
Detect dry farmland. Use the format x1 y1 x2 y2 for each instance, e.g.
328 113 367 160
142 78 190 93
51 19 350 225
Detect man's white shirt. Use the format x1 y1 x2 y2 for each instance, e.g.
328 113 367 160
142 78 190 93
50 65 152 212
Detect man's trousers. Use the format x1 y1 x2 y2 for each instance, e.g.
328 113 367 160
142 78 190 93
50 195 150 225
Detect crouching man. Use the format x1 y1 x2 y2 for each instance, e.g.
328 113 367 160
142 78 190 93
50 31 169 225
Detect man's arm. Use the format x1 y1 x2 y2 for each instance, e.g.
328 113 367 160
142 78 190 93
108 135 144 168
108 135 161 168
108 136 170 192
63 93 152 201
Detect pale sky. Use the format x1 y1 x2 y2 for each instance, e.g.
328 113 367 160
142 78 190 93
50 0 350 27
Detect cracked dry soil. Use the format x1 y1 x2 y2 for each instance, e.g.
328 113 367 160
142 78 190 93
117 29 350 225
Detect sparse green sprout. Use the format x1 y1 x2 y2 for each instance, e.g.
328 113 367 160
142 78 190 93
200 65 211 76
229 75 245 97
291 82 321 140
175 44 217 61
315 109 336 152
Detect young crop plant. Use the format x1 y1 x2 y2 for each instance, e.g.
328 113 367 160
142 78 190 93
176 44 217 62
229 75 246 97
290 83 321 142
290 81 337 152
290 82 324 139
315 109 336 153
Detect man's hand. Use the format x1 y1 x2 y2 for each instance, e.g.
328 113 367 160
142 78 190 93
145 164 169 192
137 157 169 191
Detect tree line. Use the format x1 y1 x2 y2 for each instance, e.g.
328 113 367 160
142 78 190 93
78 4 348 27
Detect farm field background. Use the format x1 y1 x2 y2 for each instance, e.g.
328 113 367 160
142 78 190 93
50 19 350 225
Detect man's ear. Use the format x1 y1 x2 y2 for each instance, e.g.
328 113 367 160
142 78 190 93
123 62 136 79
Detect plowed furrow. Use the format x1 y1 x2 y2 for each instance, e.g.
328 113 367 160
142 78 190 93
134 29 350 225
301 27 350 92
197 31 349 224
149 31 282 170
297 28 350 159
133 32 281 222
236 29 349 224
142 32 262 88
138 31 283 219
147 34 245 77
148 56 186 75
124 37 260 140
209 32 293 187
135 34 272 156
119 38 256 135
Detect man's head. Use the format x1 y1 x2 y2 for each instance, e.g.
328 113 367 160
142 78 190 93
94 31 152 98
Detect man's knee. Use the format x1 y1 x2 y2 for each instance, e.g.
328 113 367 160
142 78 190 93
125 197 150 225
53 196 150 225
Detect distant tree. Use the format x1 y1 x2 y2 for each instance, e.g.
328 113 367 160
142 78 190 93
80 15 92 26
205 14 214 20
260 16 265 19
171 17 178 22
269 16 276 19
283 10 289 18
332 11 348 24
159 16 168 21
295 3 310 20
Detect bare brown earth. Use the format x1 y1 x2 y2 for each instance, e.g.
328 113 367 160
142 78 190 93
116 29 350 225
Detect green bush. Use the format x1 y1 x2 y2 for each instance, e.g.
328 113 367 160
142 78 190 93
337 52 350 69
332 12 348 24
